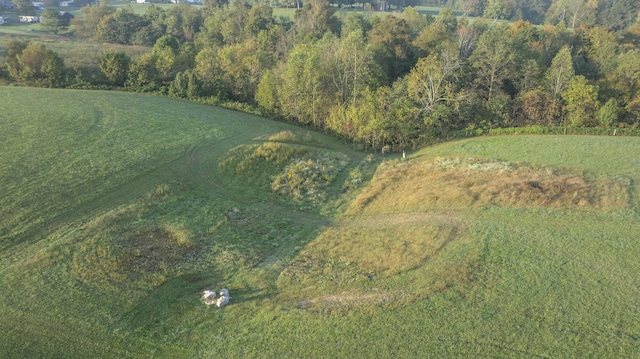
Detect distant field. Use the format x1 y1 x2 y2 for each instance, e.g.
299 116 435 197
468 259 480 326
0 20 150 71
1 87 639 358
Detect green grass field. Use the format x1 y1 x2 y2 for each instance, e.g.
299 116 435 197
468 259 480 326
1 86 640 358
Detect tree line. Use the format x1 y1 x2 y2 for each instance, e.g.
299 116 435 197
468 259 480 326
2 0 640 151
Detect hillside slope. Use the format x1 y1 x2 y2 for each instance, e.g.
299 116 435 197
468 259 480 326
1 87 640 358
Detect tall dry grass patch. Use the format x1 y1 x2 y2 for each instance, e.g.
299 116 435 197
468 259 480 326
349 157 630 214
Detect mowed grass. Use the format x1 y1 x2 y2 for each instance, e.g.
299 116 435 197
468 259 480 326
1 87 640 357
0 86 371 357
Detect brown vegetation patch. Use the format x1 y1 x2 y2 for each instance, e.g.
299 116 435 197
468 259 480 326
72 224 196 287
350 158 630 213
119 225 196 273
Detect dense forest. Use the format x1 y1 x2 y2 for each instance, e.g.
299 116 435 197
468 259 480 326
2 0 640 150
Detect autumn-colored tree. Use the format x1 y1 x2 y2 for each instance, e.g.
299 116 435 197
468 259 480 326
515 89 563 126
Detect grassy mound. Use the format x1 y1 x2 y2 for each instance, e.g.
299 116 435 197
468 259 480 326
349 157 630 213
2 87 640 358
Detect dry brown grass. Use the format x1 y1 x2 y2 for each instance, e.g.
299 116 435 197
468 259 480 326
348 158 630 214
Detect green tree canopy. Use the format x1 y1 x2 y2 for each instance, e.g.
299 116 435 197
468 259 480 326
8 42 65 87
469 24 516 101
562 75 600 126
99 50 131 87
545 45 575 96
40 9 66 34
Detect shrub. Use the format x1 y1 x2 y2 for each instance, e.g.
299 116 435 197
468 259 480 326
272 152 349 203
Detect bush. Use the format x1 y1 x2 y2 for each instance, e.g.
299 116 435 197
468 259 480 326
272 152 349 204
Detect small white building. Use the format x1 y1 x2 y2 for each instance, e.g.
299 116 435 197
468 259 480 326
19 15 39 23
0 17 5 25
60 0 74 6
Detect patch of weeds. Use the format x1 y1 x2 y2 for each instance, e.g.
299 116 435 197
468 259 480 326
272 152 349 204
434 157 520 172
219 142 308 177
71 223 197 295
342 154 375 192
354 157 630 213
264 130 319 146
278 256 372 290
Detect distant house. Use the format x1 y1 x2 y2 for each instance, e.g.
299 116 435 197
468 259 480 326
0 17 5 25
31 1 45 9
19 15 40 23
135 0 147 3
60 0 74 6
371 0 389 11
58 11 74 24
170 0 203 4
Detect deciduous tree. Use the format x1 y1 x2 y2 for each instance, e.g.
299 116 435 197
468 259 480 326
293 0 340 41
279 43 331 126
74 3 115 40
99 50 131 87
256 70 280 115
546 0 598 30
12 0 35 16
41 9 66 34
545 45 574 96
328 30 373 107
97 11 147 45
469 24 515 101
369 15 416 85
9 42 65 87
407 46 461 116
595 98 618 127
562 75 599 126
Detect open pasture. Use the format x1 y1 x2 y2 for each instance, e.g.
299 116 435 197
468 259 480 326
1 87 639 357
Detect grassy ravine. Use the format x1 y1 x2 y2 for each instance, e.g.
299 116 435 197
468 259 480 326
1 87 640 358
